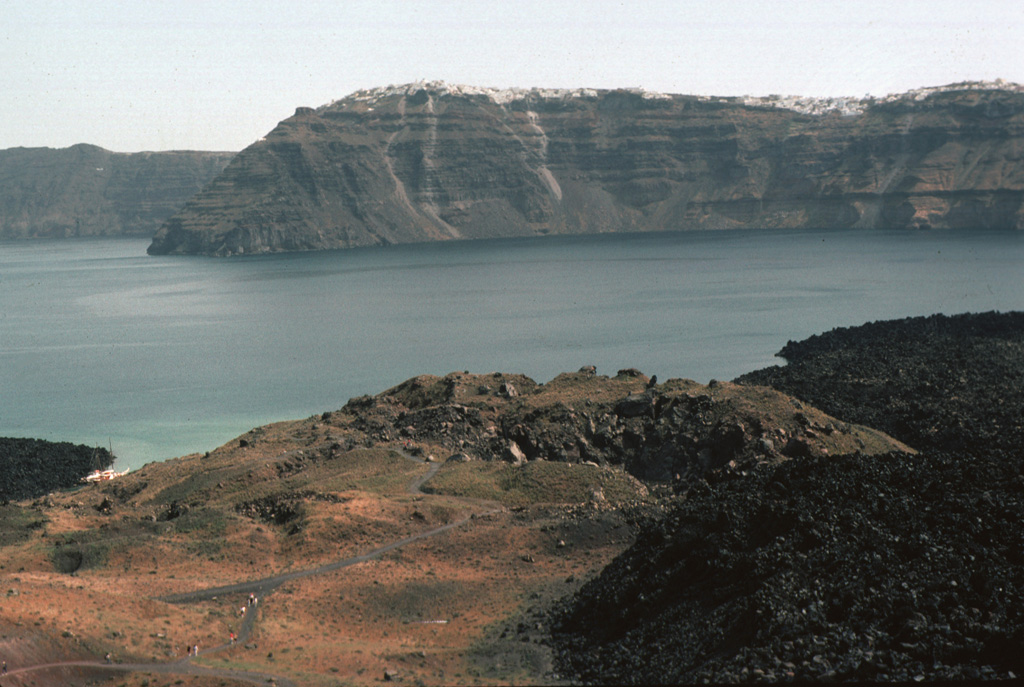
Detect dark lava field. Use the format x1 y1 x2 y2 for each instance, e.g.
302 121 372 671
549 311 1024 684
0 438 114 502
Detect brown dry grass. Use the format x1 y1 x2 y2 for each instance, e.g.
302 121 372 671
0 412 646 686
1 371 907 685
193 506 631 686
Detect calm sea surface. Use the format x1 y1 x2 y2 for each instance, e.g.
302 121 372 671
2 228 1022 470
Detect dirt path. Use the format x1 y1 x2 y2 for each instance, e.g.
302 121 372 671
157 511 489 605
9 447 500 686
160 450 476 605
2 657 297 687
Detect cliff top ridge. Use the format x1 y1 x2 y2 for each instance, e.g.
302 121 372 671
324 78 1023 118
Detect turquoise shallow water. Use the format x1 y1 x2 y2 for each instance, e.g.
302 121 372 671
2 228 1022 470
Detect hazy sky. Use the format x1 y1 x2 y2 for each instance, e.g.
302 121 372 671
3 0 1022 152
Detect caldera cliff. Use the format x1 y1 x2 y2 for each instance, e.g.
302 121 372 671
0 144 234 239
149 81 1024 256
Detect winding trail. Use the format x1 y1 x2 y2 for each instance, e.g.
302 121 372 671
2 656 297 687
7 448 500 686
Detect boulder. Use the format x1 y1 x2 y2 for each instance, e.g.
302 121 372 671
504 441 527 465
615 393 654 418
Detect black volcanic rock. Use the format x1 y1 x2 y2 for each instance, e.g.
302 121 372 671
736 311 1024 454
550 449 1024 684
0 144 234 239
149 81 1024 256
0 438 114 501
548 311 1024 684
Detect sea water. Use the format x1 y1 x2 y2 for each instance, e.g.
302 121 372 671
2 228 1022 470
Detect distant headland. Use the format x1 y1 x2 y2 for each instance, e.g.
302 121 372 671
0 145 233 240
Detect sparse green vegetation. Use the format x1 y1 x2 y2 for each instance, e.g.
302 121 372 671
50 538 111 574
319 448 423 495
0 504 45 547
173 507 229 536
424 460 645 507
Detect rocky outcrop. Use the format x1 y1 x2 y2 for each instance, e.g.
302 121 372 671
149 81 1024 256
325 368 911 484
0 144 234 239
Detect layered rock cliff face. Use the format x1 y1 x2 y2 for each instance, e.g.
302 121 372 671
148 82 1024 256
0 144 234 239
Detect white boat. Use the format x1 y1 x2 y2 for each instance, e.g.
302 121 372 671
81 468 128 483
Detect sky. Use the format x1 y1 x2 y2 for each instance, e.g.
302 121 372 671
2 0 1022 152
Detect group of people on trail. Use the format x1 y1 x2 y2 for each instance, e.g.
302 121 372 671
184 594 260 660
240 592 259 616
